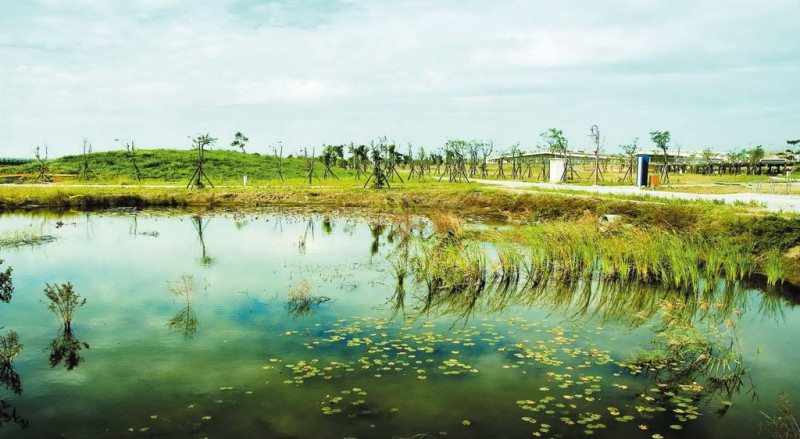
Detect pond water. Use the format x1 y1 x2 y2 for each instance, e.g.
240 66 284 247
0 210 799 439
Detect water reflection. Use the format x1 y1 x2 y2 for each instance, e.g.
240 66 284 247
321 217 333 234
0 400 27 429
0 261 12 303
286 280 331 318
0 210 796 438
396 234 792 329
47 327 89 371
167 275 198 337
0 333 27 428
168 306 198 336
0 361 21 396
192 216 213 266
0 330 22 397
369 223 385 255
298 218 314 254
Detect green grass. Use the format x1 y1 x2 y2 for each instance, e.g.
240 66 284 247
0 148 356 184
765 249 787 286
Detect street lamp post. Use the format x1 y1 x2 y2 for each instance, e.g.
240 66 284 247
589 125 600 186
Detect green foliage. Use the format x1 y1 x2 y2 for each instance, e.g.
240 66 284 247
44 282 86 328
702 147 715 163
540 128 568 154
0 331 21 365
650 130 671 153
748 145 765 165
230 131 248 153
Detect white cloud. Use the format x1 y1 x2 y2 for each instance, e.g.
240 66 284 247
0 0 798 156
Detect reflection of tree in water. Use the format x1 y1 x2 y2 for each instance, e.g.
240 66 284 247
369 223 385 256
48 327 89 371
298 217 315 254
0 330 22 395
0 260 13 303
192 216 213 266
167 275 198 337
0 330 27 428
168 307 198 337
286 280 330 318
321 217 333 234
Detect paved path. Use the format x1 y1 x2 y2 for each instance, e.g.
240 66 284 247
471 179 800 214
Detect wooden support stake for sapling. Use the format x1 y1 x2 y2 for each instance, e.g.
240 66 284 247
124 141 143 182
78 139 96 181
322 146 339 180
33 145 52 183
304 148 317 184
268 143 286 182
187 134 216 189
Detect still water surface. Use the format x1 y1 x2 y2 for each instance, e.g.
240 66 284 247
0 210 798 438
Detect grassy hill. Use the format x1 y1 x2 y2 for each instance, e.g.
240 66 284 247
0 148 356 184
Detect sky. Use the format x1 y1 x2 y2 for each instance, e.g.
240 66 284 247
1 0 798 158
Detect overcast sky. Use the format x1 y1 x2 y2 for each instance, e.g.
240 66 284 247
1 0 798 158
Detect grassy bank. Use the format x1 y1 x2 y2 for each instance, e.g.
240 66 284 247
1 182 798 285
0 148 353 184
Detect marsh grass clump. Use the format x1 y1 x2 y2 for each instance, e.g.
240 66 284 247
765 249 787 286
286 281 330 317
44 282 86 330
429 212 462 238
494 243 524 286
0 230 56 249
517 221 759 290
762 393 800 439
412 239 488 295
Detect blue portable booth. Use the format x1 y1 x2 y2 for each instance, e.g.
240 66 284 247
636 155 650 187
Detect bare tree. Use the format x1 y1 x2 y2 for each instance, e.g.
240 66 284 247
268 142 286 182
